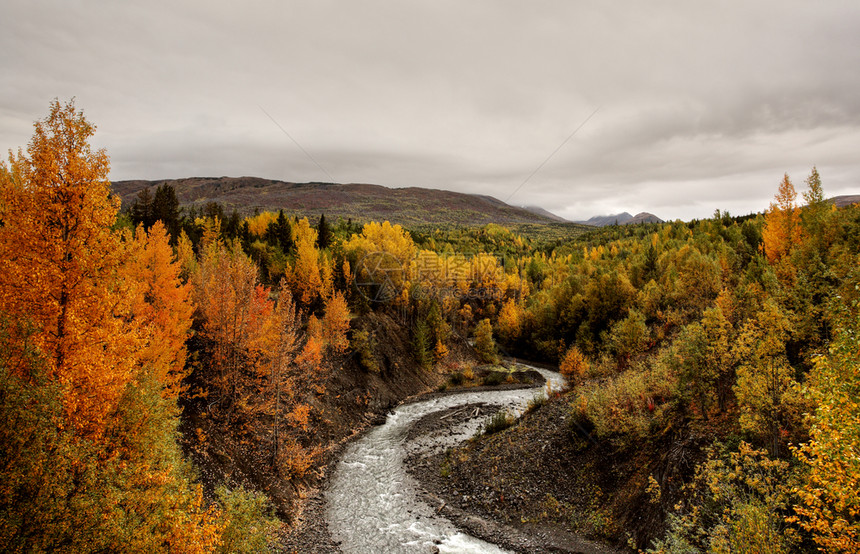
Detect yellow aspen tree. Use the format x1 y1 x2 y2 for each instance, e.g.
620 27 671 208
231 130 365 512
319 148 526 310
201 216 222 247
290 217 323 305
434 339 449 362
321 291 351 353
175 229 197 280
345 220 415 266
244 211 278 238
320 254 334 300
343 221 416 299
497 298 523 344
342 259 353 291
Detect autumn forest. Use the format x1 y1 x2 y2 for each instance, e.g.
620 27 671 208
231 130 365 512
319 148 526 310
2 101 859 552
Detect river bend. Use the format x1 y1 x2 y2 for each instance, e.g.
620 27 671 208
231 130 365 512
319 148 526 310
326 368 563 553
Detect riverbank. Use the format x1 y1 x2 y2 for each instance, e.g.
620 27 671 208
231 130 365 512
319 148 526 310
405 400 623 554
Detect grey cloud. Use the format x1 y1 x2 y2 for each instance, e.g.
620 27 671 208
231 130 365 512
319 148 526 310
2 0 859 222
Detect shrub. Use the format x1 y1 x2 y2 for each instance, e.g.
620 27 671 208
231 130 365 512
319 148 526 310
607 308 650 361
462 366 475 381
482 371 505 386
574 357 676 440
482 410 514 435
216 485 279 554
351 329 379 373
648 442 798 553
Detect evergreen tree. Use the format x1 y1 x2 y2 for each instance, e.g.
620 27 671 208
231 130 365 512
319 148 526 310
240 220 252 250
266 210 292 252
203 201 225 222
152 184 181 239
412 320 432 370
224 209 242 240
131 187 155 230
317 213 332 249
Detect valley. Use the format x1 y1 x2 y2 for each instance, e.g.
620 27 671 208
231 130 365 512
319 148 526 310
3 101 860 553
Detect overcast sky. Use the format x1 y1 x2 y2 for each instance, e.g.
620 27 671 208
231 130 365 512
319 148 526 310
2 1 859 221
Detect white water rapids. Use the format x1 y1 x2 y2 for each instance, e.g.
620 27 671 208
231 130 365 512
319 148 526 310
326 367 564 553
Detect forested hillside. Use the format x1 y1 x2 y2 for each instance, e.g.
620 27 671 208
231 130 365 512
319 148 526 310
2 101 859 552
112 176 581 229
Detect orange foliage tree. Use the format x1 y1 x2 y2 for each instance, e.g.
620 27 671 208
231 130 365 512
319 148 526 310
127 221 194 399
0 100 221 550
0 99 139 435
762 173 803 264
559 345 590 381
192 235 275 414
191 234 317 475
261 282 313 474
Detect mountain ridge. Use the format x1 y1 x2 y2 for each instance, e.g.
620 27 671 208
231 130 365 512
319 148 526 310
521 205 568 222
830 194 860 208
112 176 588 229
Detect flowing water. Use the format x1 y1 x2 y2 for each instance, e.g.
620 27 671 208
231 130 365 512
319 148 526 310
326 367 563 553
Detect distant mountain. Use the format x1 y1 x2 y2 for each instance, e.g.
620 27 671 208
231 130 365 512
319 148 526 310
627 212 664 225
829 195 860 208
112 177 589 229
521 206 568 222
579 212 633 226
575 212 663 227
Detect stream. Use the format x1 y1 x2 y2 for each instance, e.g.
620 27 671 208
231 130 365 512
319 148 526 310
325 367 564 553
